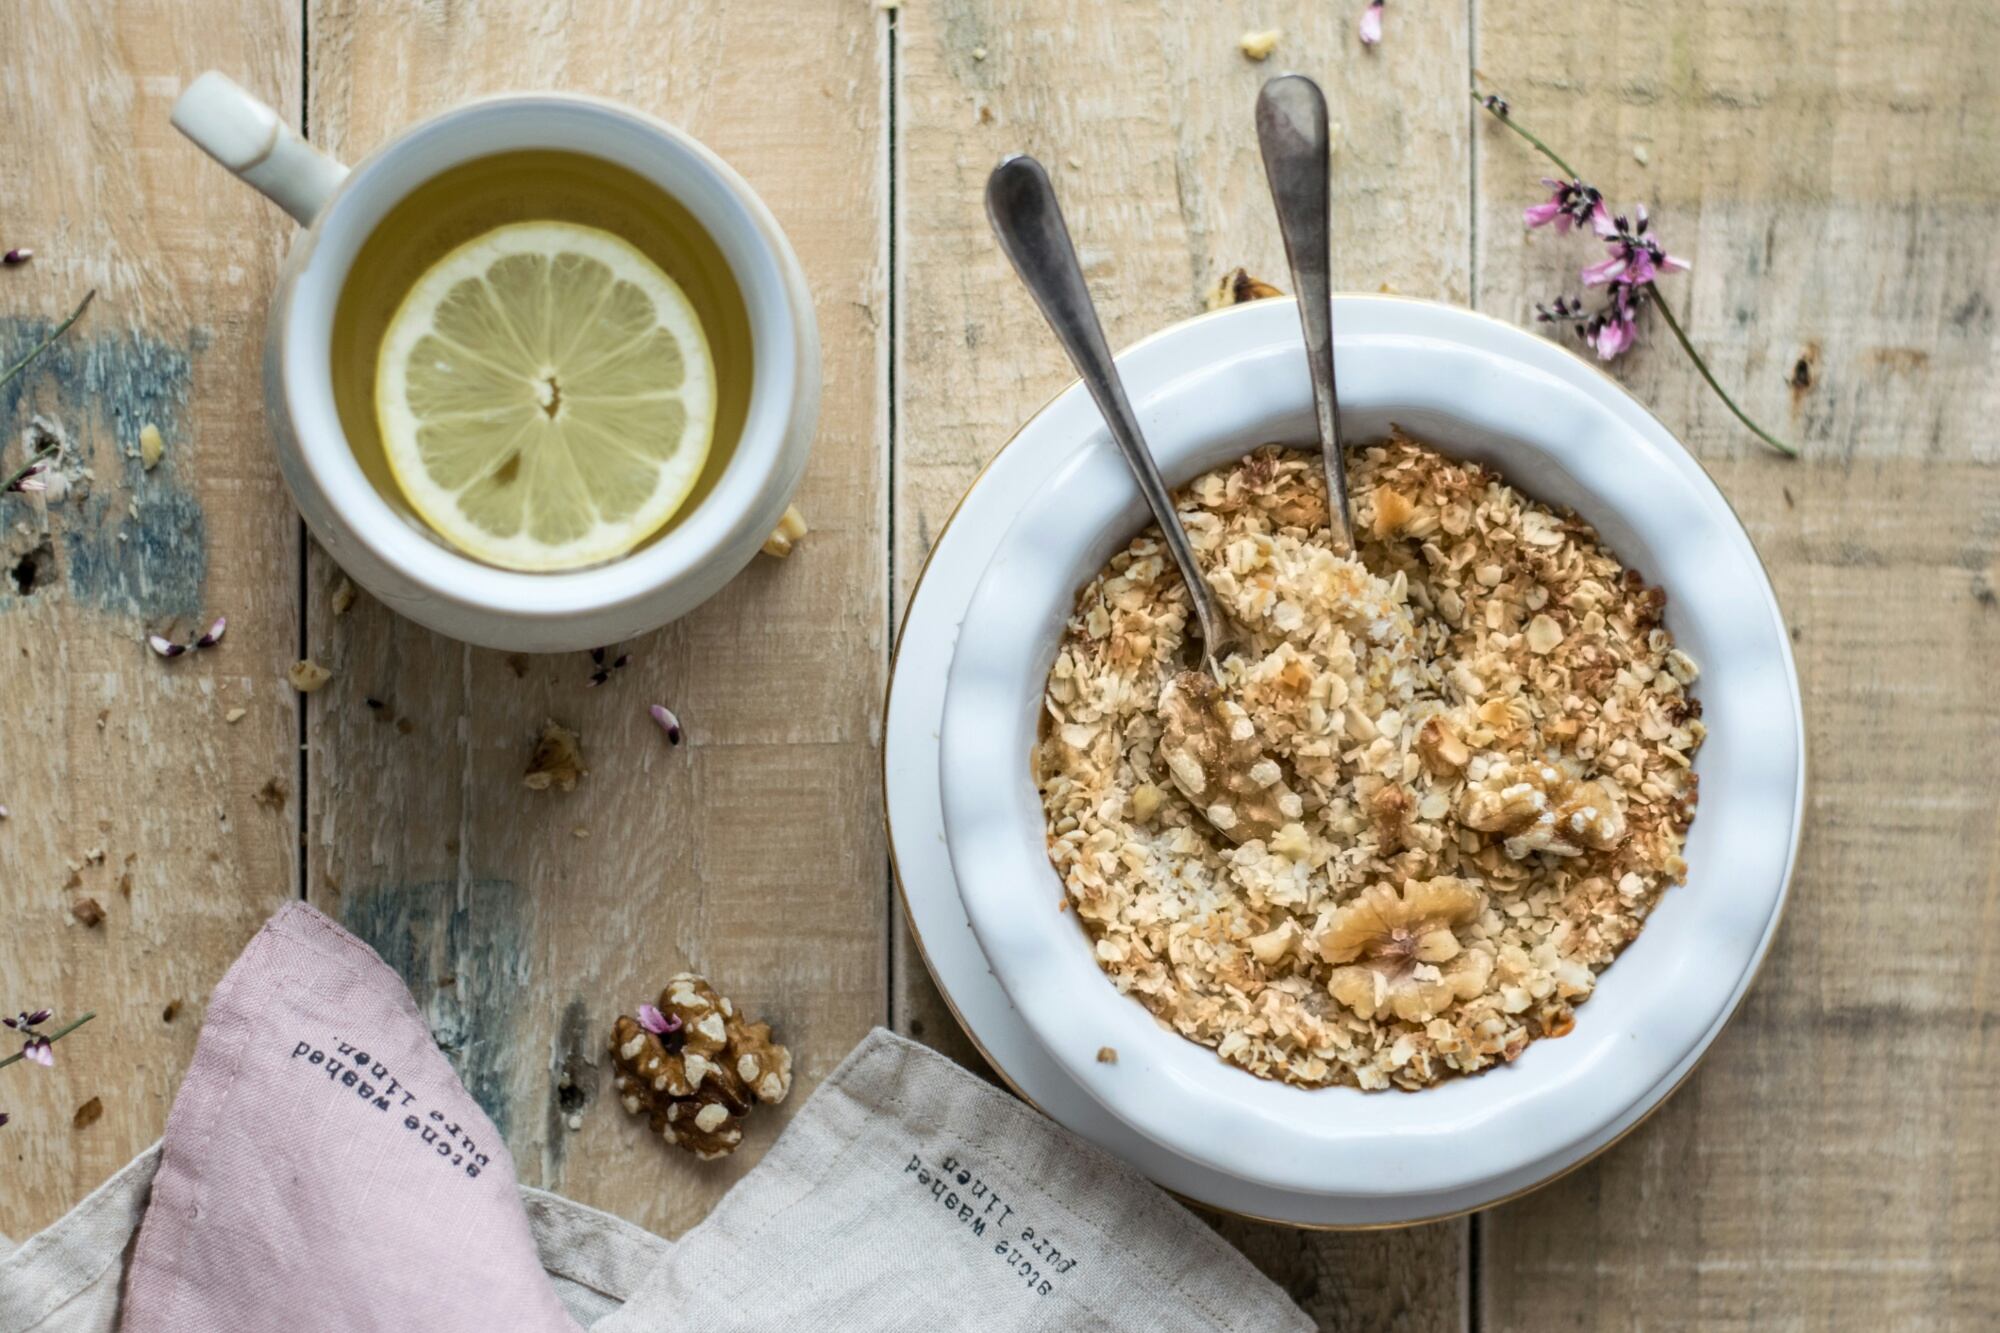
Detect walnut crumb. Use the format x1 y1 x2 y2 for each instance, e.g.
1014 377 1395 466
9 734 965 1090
71 897 105 928
524 721 586 792
1238 28 1282 60
1096 1046 1118 1064
762 504 809 557
287 659 332 693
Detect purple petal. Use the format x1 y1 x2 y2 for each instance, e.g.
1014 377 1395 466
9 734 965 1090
195 615 227 649
1593 317 1636 360
11 477 45 494
1590 200 1618 238
25 1009 51 1027
1358 1 1383 45
1656 251 1690 274
1522 201 1563 229
648 704 682 746
23 1038 52 1067
147 634 185 659
637 1003 670 1034
2 248 31 266
1580 254 1628 287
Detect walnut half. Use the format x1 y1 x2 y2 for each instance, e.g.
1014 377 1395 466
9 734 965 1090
1157 671 1301 846
609 972 793 1161
1317 878 1493 1022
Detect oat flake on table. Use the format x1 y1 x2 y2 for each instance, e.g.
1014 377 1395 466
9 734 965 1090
1035 435 1703 1091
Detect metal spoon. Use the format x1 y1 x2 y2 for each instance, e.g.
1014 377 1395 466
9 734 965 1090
1255 73 1357 554
985 153 1236 671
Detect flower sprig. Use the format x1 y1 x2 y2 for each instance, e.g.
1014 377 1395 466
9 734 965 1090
3 289 98 494
1 1008 94 1071
1474 91 1797 457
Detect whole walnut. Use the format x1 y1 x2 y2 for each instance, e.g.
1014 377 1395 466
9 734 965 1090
609 972 793 1161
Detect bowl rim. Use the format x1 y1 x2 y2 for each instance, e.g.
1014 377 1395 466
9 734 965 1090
934 294 1806 1197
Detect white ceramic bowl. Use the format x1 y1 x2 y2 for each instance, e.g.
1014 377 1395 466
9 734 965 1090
937 296 1804 1199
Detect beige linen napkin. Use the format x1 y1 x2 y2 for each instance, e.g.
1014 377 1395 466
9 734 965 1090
0 906 1306 1332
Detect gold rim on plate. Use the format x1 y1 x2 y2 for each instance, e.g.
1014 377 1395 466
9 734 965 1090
879 293 1805 1231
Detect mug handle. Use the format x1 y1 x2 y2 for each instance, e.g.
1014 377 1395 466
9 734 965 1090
171 71 349 226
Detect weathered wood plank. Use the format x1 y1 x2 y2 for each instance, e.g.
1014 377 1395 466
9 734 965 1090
1471 2 2000 1326
302 0 887 1237
0 0 301 1236
893 2 1472 1325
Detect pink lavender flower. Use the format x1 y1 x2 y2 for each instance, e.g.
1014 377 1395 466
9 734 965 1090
195 616 227 649
5 1010 55 1067
1523 179 1602 234
1358 1 1384 46
3 456 49 494
637 1003 682 1037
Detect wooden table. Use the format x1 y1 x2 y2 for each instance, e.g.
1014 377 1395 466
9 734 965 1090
3 2 1995 1326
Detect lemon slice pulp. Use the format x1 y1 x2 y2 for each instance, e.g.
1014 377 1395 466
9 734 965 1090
375 221 716 571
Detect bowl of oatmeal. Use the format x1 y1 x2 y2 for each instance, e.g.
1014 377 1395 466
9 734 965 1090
935 297 1803 1198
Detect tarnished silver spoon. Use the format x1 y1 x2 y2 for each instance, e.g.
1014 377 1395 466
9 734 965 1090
1256 73 1357 554
985 153 1237 674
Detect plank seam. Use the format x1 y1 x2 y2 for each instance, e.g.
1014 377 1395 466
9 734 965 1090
296 0 312 903
882 0 901 1036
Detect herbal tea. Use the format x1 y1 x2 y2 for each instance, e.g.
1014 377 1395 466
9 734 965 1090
329 149 753 570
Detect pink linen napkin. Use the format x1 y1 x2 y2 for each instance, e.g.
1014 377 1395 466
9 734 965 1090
123 902 580 1332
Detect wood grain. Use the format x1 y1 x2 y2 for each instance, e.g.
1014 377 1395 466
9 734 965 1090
891 2 1471 1326
0 0 300 1237
301 0 887 1237
1471 1 2000 1327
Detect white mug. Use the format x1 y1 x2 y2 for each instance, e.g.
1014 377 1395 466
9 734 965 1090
172 72 819 651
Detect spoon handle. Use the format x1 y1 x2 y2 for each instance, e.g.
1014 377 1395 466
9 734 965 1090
1256 74 1357 554
985 154 1233 662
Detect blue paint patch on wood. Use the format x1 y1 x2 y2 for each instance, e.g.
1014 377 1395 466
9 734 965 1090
0 316 209 620
339 878 536 1142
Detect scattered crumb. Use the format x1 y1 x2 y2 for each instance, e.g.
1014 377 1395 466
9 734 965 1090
972 45 987 60
1057 897 1069 912
1239 28 1282 61
1096 1046 1118 1064
330 578 356 616
762 504 809 558
395 717 415 736
524 720 587 792
62 868 81 891
225 706 247 724
117 871 132 898
84 847 104 865
572 825 591 840
72 1096 104 1130
1207 267 1283 311
71 897 106 927
1633 143 1651 166
565 1112 584 1131
506 653 531 679
162 999 182 1023
254 777 289 811
287 659 332 692
139 423 164 471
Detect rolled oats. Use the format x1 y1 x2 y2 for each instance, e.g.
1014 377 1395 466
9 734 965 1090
1034 435 1703 1091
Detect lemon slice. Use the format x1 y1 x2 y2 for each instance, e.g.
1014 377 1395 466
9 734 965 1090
375 221 716 571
